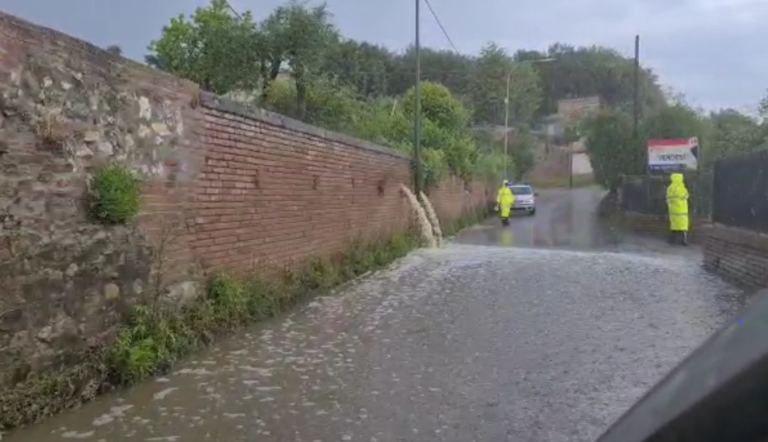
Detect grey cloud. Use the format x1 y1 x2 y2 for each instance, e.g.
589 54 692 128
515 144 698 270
1 0 765 111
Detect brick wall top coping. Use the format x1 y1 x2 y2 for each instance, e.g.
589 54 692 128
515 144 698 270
199 91 410 161
0 12 191 87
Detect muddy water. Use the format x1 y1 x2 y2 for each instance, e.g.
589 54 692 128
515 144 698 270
3 188 746 442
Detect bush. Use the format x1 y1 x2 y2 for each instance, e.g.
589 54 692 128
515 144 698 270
89 162 141 224
107 231 416 385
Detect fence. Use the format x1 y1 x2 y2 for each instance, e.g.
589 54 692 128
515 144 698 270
712 150 768 233
618 172 712 217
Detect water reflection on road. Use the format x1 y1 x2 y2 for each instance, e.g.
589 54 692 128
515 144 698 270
4 187 745 442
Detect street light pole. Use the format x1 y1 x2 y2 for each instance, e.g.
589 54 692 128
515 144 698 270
503 58 555 182
503 73 512 180
413 0 423 195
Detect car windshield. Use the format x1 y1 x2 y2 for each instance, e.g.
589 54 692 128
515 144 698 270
510 186 533 195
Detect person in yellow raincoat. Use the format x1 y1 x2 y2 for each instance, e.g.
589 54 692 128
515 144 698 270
495 180 515 226
666 173 690 245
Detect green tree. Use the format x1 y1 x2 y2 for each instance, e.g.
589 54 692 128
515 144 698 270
105 45 122 56
397 81 481 183
390 47 475 98
641 104 705 141
321 40 396 97
509 126 536 179
468 43 541 126
261 1 339 119
529 44 665 118
583 110 640 191
144 54 165 70
147 0 260 94
402 81 469 129
263 76 368 131
706 109 765 161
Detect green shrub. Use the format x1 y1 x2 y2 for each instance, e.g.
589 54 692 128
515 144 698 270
104 230 417 388
89 162 141 224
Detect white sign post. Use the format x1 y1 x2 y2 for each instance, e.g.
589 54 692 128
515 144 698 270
647 137 699 172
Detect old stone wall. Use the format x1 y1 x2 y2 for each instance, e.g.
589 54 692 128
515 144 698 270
701 225 768 290
0 12 492 388
0 12 201 386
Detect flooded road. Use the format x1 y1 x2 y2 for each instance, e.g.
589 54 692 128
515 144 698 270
4 187 744 442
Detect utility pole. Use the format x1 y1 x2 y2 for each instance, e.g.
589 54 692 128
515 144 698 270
413 0 423 195
633 35 649 205
633 35 641 168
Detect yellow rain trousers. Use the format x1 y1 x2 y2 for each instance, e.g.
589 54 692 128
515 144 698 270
496 185 514 218
666 173 690 232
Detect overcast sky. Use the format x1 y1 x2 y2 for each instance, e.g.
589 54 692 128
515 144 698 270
2 0 766 112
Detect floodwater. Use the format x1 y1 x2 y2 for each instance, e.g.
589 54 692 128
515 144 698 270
3 187 745 442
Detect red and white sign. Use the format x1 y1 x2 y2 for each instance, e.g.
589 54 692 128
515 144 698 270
647 137 699 171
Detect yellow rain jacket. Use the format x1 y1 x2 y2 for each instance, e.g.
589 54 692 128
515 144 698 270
666 173 689 232
496 181 515 218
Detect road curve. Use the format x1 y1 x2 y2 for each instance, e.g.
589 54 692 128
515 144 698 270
3 188 745 442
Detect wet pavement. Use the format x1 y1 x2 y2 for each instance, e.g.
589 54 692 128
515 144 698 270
3 187 745 442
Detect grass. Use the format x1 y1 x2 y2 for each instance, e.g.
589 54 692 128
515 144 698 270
89 162 141 225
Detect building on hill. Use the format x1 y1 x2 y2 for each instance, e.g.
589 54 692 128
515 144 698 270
556 96 602 123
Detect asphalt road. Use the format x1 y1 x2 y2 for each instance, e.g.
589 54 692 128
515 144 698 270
3 187 745 442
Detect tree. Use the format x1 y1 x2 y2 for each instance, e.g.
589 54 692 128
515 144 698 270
263 76 367 131
390 47 474 98
706 109 765 161
468 43 541 126
759 91 768 122
583 110 640 191
321 40 396 97
261 1 339 119
147 0 261 95
529 44 666 118
105 45 122 56
401 81 477 181
641 104 705 141
509 126 536 179
144 54 165 70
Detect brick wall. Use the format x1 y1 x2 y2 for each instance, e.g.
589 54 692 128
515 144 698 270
701 225 768 289
189 93 415 273
426 175 492 226
0 11 493 385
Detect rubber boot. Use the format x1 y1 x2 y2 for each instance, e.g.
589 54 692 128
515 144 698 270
501 217 510 227
681 231 688 246
667 230 676 245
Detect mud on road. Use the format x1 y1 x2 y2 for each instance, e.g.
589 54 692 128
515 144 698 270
3 187 745 442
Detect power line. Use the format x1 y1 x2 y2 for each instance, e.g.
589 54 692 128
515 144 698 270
223 0 243 19
422 0 461 55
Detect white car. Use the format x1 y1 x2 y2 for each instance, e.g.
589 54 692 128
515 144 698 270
510 184 536 215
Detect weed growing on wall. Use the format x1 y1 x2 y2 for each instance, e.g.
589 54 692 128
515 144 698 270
89 162 141 224
0 231 416 431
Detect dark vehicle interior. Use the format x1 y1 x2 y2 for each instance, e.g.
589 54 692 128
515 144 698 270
595 289 768 442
